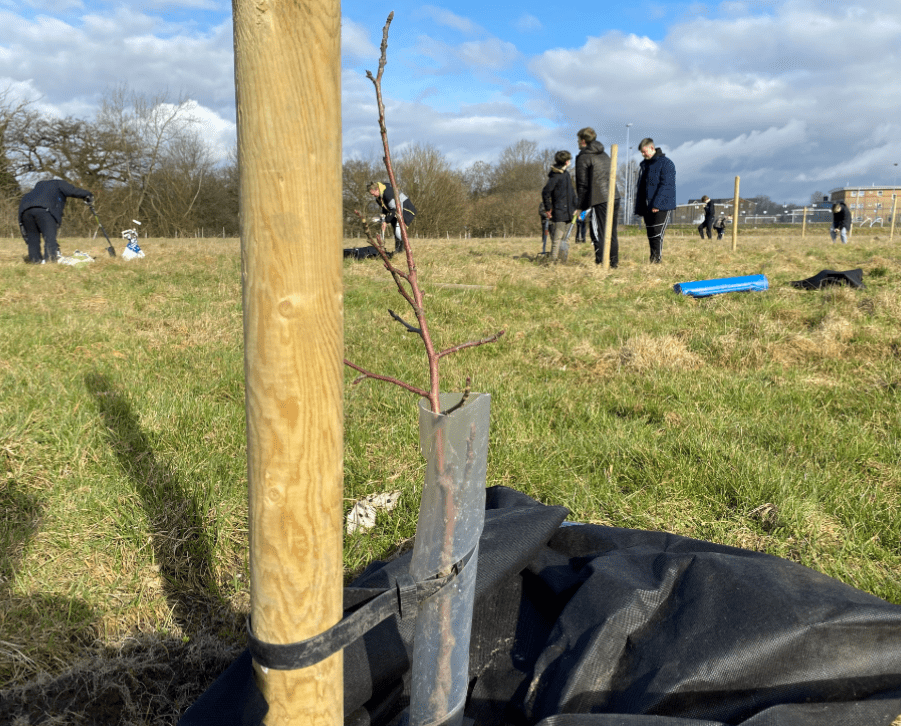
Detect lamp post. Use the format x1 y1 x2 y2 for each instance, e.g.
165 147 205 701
625 123 633 225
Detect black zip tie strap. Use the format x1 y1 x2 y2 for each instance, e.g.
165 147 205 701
247 547 475 671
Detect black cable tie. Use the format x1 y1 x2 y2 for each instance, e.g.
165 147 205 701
247 547 475 671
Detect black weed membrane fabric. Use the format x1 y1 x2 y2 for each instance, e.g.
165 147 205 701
180 487 901 726
790 268 865 290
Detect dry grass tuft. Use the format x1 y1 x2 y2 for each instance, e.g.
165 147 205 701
619 333 704 372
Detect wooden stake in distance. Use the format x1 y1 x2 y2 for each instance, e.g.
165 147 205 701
602 143 618 269
802 207 808 238
891 196 898 243
233 0 344 723
731 176 740 251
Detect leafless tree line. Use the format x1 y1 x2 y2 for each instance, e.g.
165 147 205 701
0 85 238 240
344 140 561 239
0 82 640 242
343 140 648 240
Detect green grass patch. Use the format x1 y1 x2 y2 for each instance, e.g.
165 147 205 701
2 228 901 692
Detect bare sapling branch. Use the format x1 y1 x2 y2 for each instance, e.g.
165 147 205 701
345 13 505 414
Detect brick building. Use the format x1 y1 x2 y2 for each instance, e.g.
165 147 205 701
829 186 900 223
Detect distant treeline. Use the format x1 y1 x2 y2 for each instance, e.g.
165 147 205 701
0 85 804 242
0 86 238 240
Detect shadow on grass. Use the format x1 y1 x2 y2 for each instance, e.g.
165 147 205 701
0 374 245 725
0 476 97 686
83 371 230 633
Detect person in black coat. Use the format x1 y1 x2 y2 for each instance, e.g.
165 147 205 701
540 150 577 262
368 181 417 253
19 179 93 263
697 195 714 239
575 127 620 268
831 201 851 244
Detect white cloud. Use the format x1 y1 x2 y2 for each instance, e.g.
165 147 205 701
514 14 542 32
0 9 234 117
419 5 483 35
342 18 379 64
526 0 901 200
180 100 236 162
458 38 520 71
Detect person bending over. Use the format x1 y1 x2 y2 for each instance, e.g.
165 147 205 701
368 181 417 253
831 201 851 244
19 179 93 263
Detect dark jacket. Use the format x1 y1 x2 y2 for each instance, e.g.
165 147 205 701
832 202 851 229
19 179 92 224
703 199 715 223
634 149 676 215
575 141 620 209
541 167 576 223
375 183 416 225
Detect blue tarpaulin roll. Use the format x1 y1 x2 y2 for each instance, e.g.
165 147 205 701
674 273 768 297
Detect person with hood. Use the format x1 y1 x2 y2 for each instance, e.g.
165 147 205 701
540 150 577 262
697 195 714 239
831 201 851 243
634 138 676 263
575 127 620 268
18 178 93 263
713 215 727 240
368 181 417 253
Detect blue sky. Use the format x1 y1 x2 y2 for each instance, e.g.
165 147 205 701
1 0 899 204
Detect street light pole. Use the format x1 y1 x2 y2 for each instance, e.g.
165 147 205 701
625 123 632 225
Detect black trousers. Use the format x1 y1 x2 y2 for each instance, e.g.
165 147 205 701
698 219 713 239
589 198 619 267
643 209 669 262
20 208 60 262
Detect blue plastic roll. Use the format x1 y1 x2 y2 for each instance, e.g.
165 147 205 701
674 274 768 297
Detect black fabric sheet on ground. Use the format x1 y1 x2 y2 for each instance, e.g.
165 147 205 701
790 268 865 290
344 246 390 260
179 487 901 726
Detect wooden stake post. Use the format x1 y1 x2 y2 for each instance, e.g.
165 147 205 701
731 176 740 251
801 207 807 238
233 0 344 723
891 196 898 243
602 144 618 269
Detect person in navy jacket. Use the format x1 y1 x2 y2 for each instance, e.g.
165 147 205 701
634 138 676 263
19 179 93 263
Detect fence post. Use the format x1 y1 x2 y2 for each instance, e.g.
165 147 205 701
802 207 807 238
233 0 344 723
731 176 740 251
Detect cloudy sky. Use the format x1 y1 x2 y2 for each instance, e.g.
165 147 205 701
1 0 899 204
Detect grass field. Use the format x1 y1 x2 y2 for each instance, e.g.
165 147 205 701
1 224 900 721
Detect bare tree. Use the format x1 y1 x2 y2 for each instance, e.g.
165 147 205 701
96 85 204 226
463 160 492 199
0 87 32 236
394 143 468 237
343 157 381 238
